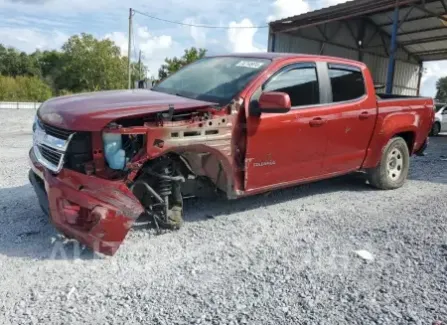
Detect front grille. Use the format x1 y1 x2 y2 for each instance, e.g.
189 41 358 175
39 144 63 167
34 119 75 172
38 120 72 140
34 119 94 174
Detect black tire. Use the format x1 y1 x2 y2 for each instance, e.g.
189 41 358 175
430 122 441 136
367 137 410 190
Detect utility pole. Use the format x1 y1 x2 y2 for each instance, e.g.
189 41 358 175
127 8 133 89
138 50 142 81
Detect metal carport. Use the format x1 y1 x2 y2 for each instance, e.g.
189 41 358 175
268 0 447 95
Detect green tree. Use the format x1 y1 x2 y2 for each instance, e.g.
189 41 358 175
31 50 65 93
0 46 40 77
0 33 146 98
0 76 52 102
158 47 207 80
130 61 149 87
60 33 128 92
20 76 53 101
435 76 447 102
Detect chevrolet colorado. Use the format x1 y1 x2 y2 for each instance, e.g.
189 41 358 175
29 53 434 255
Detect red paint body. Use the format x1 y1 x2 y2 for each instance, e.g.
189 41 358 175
29 53 434 255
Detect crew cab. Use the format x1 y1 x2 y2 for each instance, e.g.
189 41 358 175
29 53 434 256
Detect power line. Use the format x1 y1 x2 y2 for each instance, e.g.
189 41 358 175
132 9 269 29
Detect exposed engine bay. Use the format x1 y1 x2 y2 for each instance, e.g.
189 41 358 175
58 102 243 231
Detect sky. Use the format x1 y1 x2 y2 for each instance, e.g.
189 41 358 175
0 0 445 97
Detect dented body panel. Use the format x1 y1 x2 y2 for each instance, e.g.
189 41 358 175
28 53 434 255
29 148 144 255
38 89 217 131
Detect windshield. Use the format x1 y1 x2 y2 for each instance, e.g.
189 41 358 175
152 57 271 105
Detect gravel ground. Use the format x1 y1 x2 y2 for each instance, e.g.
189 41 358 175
0 108 446 325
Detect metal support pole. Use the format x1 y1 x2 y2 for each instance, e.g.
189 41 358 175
386 5 399 94
358 20 366 62
128 8 133 90
271 33 276 52
319 42 326 55
416 62 423 96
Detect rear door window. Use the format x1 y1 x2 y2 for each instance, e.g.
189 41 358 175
328 64 365 102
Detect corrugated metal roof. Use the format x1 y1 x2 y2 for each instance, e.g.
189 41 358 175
269 0 419 28
270 0 358 24
269 0 447 62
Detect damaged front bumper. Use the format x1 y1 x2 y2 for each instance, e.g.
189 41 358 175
28 148 145 256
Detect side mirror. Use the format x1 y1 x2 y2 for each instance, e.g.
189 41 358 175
258 92 291 114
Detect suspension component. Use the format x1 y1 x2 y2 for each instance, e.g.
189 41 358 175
145 167 185 182
157 165 174 197
130 180 164 203
157 165 173 219
132 155 186 231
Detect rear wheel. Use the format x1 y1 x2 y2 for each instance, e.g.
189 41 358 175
367 137 410 190
430 122 441 136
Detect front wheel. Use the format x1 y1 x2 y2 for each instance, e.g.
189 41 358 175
132 157 185 231
367 137 410 190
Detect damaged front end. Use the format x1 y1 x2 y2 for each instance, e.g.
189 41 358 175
29 159 145 255
29 100 243 256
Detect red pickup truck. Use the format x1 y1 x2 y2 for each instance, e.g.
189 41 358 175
29 53 434 255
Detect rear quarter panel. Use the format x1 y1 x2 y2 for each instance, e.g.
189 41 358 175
362 98 434 169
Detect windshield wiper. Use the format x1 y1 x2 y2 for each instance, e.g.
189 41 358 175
174 92 196 100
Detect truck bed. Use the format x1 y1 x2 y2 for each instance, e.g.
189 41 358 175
369 95 435 160
377 93 432 100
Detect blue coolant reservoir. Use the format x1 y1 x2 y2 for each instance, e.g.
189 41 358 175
102 133 126 170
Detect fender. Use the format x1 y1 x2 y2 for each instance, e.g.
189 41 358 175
362 111 418 169
118 114 238 198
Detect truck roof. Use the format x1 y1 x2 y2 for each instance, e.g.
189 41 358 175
208 52 366 67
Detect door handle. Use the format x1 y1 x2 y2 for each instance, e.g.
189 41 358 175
309 117 326 127
359 111 369 120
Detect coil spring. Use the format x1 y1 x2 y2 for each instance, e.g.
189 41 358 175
158 165 173 197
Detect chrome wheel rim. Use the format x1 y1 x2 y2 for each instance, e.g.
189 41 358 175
387 147 404 181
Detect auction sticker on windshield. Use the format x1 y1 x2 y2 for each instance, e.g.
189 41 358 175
236 61 266 69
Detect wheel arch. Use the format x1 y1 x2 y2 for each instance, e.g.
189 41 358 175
362 126 417 169
142 146 236 199
393 131 416 153
366 135 410 190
